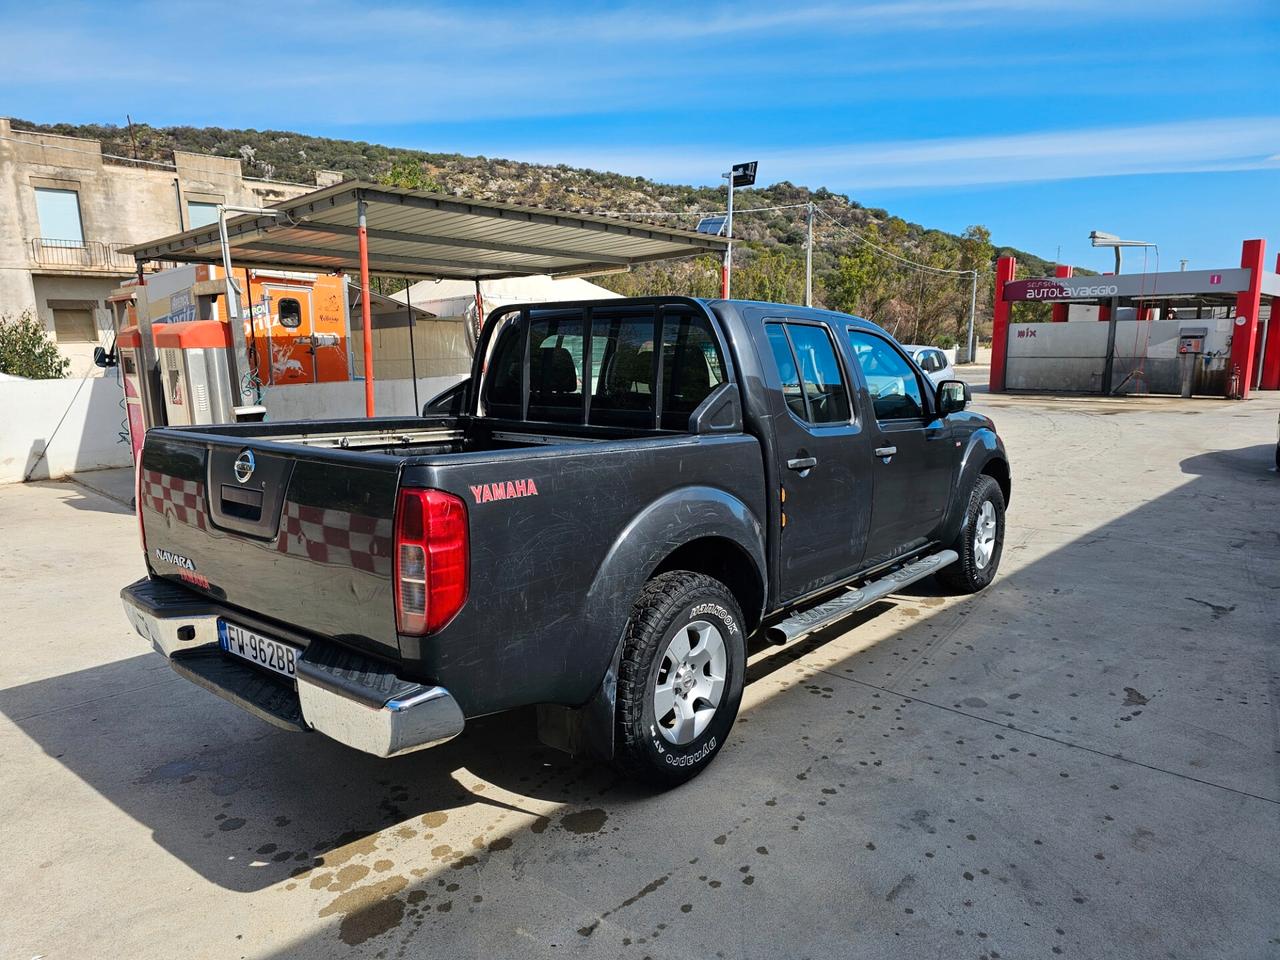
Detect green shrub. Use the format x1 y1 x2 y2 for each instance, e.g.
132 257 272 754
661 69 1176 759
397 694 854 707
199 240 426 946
0 311 70 379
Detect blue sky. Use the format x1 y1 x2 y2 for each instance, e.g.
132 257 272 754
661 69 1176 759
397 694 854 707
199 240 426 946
3 0 1278 271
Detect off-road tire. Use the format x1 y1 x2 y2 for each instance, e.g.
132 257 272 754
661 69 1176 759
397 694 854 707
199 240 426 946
614 571 746 788
937 474 1006 594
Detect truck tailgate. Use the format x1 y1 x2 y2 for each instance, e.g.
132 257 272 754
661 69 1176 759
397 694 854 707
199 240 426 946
139 430 403 657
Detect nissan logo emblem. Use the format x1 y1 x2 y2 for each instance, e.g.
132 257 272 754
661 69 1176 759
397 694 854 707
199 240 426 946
233 450 256 484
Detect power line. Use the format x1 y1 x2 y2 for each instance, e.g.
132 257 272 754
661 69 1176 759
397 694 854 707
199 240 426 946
591 203 811 218
813 207 977 278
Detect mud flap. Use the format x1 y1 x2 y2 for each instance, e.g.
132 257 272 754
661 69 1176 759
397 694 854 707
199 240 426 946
536 630 625 761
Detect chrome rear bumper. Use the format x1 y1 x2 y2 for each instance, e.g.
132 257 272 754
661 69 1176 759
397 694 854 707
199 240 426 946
121 577 464 758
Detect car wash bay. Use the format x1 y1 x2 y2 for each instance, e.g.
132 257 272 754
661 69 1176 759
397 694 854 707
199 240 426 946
3 382 1278 959
988 239 1280 398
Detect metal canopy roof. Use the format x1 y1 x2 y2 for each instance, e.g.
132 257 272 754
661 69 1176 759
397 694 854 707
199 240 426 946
122 181 727 281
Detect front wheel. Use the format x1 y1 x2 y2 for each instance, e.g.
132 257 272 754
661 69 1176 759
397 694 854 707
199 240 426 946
937 474 1006 594
614 571 746 787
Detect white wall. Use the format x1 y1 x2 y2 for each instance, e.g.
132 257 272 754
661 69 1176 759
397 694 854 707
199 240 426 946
1 372 468 485
261 375 465 422
1 374 133 483
1004 319 1234 394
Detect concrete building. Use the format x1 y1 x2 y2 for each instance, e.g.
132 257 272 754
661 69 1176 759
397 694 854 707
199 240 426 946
0 118 340 374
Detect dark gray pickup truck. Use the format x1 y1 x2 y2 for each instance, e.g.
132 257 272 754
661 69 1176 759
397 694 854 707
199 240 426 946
122 296 1009 786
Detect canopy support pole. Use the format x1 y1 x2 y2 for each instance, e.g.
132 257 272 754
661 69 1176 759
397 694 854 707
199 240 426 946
357 193 375 417
403 277 419 415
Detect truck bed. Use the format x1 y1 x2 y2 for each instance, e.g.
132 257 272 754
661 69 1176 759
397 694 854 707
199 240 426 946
139 413 766 715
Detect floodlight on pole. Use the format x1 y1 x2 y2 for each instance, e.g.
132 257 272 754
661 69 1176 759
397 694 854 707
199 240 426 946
1089 230 1155 275
721 161 757 298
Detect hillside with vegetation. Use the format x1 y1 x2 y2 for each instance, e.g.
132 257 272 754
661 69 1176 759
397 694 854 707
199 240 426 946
15 118 1073 345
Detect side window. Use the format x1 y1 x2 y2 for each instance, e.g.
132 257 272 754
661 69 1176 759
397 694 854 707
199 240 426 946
847 331 925 421
766 323 851 425
766 325 806 420
278 298 302 329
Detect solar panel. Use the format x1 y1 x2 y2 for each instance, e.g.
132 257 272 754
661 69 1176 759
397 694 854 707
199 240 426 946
696 215 728 236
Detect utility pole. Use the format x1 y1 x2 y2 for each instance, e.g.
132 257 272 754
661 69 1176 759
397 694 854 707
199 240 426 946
965 270 978 364
804 201 815 307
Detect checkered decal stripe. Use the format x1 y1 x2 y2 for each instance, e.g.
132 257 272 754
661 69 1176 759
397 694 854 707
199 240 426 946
141 469 207 531
277 502 393 575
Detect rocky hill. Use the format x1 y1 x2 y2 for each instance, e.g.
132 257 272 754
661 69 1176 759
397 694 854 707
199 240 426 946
15 118 1068 343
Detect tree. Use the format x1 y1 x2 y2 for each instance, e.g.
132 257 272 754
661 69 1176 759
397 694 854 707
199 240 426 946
823 225 903 325
378 157 444 193
733 247 804 305
0 311 70 379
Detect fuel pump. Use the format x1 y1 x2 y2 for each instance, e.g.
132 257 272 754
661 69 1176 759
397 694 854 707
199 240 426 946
154 320 237 426
1177 326 1208 399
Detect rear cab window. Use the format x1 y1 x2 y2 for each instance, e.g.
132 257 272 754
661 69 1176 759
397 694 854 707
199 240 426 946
480 302 729 430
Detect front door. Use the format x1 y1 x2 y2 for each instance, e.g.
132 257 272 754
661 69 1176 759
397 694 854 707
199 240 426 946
263 285 315 385
760 319 873 603
845 328 955 564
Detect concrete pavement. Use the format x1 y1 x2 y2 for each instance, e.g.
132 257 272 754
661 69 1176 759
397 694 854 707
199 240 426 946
2 392 1278 959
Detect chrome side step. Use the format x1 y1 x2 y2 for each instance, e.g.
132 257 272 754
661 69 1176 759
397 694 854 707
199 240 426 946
765 550 958 646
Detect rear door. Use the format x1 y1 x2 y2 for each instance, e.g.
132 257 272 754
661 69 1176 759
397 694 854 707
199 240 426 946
264 285 315 385
845 328 954 563
760 319 873 602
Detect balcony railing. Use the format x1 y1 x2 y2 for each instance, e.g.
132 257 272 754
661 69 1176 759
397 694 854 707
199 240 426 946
29 238 137 272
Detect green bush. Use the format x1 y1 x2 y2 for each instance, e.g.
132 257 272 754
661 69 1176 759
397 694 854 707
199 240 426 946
0 311 70 379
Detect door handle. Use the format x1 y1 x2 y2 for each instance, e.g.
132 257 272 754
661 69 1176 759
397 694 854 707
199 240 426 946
786 457 817 471
874 445 897 458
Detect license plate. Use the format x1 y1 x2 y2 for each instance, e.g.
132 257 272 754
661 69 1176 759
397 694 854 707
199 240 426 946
218 621 299 680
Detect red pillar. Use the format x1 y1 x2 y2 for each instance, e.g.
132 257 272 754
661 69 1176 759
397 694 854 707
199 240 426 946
1052 264 1072 322
989 256 1016 393
1260 254 1280 390
1228 239 1266 399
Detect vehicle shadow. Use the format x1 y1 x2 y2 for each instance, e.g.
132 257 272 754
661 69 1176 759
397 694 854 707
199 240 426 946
0 655 617 893
3 438 1277 909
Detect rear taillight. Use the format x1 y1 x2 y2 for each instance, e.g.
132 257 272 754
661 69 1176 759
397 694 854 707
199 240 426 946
394 488 469 634
135 462 147 557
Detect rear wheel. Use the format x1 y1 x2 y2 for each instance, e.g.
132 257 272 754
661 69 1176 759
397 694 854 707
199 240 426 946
937 474 1006 594
615 571 746 787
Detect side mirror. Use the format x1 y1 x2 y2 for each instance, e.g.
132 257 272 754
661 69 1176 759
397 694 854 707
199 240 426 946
937 379 970 415
93 346 117 369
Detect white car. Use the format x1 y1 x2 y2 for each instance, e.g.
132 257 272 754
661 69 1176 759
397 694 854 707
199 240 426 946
901 344 956 386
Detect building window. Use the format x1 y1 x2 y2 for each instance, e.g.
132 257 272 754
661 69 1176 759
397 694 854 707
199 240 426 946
187 201 220 228
34 187 85 244
277 298 302 328
52 307 97 343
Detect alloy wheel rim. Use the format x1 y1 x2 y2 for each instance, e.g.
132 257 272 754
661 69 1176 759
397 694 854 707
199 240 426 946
654 619 727 745
974 500 997 570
